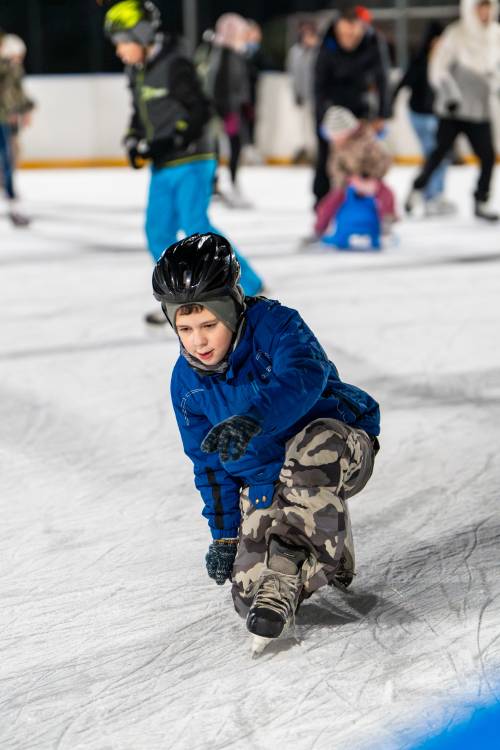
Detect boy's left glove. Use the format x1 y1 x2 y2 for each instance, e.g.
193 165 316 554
201 416 261 462
205 539 238 585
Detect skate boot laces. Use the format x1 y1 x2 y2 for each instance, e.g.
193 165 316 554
251 570 302 628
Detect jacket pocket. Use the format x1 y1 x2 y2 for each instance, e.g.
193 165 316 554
248 483 276 509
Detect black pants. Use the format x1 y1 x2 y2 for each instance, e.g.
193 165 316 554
228 133 242 185
413 118 495 202
313 130 331 205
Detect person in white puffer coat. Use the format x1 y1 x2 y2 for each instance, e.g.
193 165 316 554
406 0 500 221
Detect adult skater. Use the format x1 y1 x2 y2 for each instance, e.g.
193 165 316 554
286 20 320 164
206 13 253 208
101 1 263 323
405 0 500 222
313 2 391 203
153 232 380 651
393 22 456 217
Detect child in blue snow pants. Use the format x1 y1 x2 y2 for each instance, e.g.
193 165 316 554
145 157 263 296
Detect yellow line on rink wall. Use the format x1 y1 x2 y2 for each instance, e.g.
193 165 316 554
19 158 129 169
18 155 500 169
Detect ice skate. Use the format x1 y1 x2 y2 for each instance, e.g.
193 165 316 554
250 634 275 657
247 537 307 652
144 308 168 325
474 199 499 222
425 196 457 217
223 185 253 210
8 201 30 228
404 188 425 217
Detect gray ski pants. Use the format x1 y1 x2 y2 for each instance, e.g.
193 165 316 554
231 418 376 615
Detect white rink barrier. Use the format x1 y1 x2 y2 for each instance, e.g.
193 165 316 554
19 72 500 166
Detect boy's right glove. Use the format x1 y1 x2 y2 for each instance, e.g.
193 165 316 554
205 539 238 585
201 415 261 462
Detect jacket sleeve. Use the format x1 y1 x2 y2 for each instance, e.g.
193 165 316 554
392 60 417 103
313 46 332 120
125 70 146 141
171 380 242 540
428 29 462 105
244 310 330 434
373 33 392 119
168 56 212 144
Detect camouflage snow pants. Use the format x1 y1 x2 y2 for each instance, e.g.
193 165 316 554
231 418 376 615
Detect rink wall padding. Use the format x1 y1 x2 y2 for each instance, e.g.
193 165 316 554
19 72 500 168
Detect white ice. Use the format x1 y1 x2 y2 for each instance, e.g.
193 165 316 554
1 164 500 750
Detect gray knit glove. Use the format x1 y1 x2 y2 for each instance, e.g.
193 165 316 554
205 539 238 585
201 415 261 462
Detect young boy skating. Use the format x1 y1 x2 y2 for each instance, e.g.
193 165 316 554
154 232 380 651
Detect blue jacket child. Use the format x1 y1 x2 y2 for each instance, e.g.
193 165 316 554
155 233 380 639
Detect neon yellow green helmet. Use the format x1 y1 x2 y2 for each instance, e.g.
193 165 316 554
104 1 161 46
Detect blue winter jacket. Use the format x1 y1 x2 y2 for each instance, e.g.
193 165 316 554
170 298 380 540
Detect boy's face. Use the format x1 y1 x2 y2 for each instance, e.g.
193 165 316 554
176 308 233 366
115 41 145 65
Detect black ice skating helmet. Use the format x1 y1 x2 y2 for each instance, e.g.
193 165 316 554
103 0 161 46
152 233 243 308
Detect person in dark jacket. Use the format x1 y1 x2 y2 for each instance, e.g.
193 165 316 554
207 13 253 208
153 232 380 647
103 1 263 324
313 2 391 203
393 22 456 216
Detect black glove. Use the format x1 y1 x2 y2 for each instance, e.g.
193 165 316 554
201 416 262 462
124 137 150 169
446 100 459 116
205 539 238 585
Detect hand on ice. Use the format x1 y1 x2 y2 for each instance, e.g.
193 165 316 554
201 416 261 463
205 539 238 585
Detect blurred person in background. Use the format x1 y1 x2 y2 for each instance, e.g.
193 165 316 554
102 1 263 324
286 19 320 164
393 22 456 217
243 19 274 164
0 31 34 227
313 2 391 205
207 13 253 208
405 0 500 222
312 106 396 250
1 34 34 167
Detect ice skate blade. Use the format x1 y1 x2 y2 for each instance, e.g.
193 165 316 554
250 635 274 656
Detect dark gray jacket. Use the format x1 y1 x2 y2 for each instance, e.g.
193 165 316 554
126 35 214 167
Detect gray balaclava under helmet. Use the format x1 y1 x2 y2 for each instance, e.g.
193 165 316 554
162 288 245 333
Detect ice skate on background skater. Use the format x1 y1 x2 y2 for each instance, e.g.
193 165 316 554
153 232 380 654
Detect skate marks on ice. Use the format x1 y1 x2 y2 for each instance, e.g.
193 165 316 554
251 586 409 659
0 334 176 363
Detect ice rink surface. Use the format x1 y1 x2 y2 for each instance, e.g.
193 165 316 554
1 165 500 750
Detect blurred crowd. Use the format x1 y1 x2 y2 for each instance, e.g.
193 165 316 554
2 0 500 255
